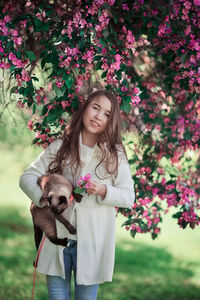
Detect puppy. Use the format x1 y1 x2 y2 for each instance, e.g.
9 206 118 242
30 173 78 250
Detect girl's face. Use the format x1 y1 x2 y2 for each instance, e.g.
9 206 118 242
82 95 112 137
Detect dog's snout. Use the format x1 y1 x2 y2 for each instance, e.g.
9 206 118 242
59 195 67 204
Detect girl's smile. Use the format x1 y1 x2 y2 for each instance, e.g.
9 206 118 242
90 120 100 127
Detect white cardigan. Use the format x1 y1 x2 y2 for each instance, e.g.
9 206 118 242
19 134 135 285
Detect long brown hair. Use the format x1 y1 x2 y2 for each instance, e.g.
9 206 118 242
48 90 126 179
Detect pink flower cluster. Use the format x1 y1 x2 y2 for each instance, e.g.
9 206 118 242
78 173 92 189
1 0 200 238
178 208 199 229
73 173 92 195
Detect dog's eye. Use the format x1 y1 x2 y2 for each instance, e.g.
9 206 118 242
48 196 52 205
59 196 67 204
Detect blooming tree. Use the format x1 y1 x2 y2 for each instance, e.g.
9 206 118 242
0 0 200 239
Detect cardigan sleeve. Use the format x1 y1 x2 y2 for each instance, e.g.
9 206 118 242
96 155 135 209
19 139 62 207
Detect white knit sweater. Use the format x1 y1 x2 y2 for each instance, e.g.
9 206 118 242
19 134 135 285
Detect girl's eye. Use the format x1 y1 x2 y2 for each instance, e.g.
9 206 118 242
105 114 110 118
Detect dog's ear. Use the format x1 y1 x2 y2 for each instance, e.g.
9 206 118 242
37 176 44 187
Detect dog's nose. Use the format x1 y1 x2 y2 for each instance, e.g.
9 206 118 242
59 195 67 204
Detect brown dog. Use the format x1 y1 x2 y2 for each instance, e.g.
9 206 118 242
30 173 78 250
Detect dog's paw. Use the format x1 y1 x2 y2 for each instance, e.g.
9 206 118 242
69 226 76 234
63 238 69 246
72 191 83 203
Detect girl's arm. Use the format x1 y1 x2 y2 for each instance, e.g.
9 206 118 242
93 158 135 209
19 140 62 207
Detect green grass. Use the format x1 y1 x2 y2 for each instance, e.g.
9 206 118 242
0 141 200 300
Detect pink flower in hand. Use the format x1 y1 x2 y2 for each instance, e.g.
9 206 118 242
75 173 92 195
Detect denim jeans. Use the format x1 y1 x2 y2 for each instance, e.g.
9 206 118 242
46 240 98 300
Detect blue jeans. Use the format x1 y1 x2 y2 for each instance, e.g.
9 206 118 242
46 240 98 300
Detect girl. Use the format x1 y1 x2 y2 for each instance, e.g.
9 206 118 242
19 90 135 300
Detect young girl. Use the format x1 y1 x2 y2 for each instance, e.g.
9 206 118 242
19 90 135 300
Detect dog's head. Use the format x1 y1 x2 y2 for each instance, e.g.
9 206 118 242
43 192 69 215
38 174 73 215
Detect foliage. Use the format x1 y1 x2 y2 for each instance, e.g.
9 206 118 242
0 0 200 238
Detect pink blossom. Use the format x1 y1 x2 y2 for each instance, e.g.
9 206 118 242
41 134 47 141
133 87 139 94
61 101 70 109
131 95 141 105
21 70 31 82
36 95 41 103
115 54 122 61
171 151 182 164
154 227 160 234
149 113 156 119
121 86 128 92
152 188 159 196
35 132 41 139
82 50 94 64
193 0 200 6
143 210 149 217
13 36 23 46
108 0 115 5
111 61 121 71
126 30 135 48
138 197 152 205
56 81 63 88
10 29 18 37
122 3 129 11
101 48 107 55
48 137 55 144
190 54 196 64
48 104 53 110
4 15 11 23
161 178 166 185
77 173 91 191
76 75 84 92
102 62 108 70
27 120 33 130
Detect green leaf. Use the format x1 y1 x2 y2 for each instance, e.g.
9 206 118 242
31 76 39 82
101 71 107 78
130 230 137 238
99 37 106 47
80 30 85 37
74 187 84 194
103 29 109 38
25 51 36 62
33 104 36 114
41 59 46 69
172 212 182 219
65 77 73 89
55 88 63 98
96 61 103 70
52 83 63 98
121 101 132 114
42 105 48 116
10 65 16 72
44 109 60 123
34 18 49 32
93 56 102 62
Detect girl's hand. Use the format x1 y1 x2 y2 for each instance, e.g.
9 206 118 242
86 180 107 199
